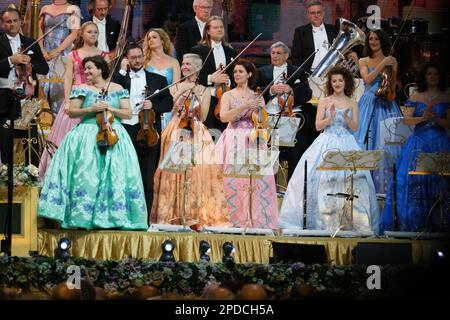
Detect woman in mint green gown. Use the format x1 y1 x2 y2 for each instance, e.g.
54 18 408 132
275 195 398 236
38 56 148 230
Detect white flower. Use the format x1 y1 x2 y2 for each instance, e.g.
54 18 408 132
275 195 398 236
27 165 39 177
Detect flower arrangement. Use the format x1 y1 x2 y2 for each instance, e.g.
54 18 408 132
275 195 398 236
0 164 41 187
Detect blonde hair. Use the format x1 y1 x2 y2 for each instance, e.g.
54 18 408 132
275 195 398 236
73 21 98 50
143 28 174 66
199 15 229 48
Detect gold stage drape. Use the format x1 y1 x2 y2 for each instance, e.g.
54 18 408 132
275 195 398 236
38 229 446 265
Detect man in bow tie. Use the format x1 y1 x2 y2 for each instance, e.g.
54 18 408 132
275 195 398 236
257 41 317 181
0 7 49 165
85 0 121 59
112 43 173 214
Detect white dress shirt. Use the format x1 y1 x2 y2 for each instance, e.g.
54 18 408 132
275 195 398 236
121 68 146 126
267 63 288 109
311 23 329 71
0 34 21 89
208 41 227 96
195 16 206 38
93 16 109 52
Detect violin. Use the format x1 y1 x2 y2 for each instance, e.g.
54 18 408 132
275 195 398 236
376 65 397 102
277 72 295 117
179 91 200 133
213 64 230 121
96 90 119 148
249 87 270 142
136 86 159 147
14 47 35 98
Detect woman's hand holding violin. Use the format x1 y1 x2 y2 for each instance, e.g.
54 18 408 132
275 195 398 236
90 101 110 113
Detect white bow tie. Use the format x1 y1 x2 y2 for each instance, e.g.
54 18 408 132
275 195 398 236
130 72 140 79
212 42 222 50
93 17 106 25
274 65 287 72
313 25 324 32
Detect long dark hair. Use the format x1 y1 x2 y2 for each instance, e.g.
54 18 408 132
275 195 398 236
363 29 392 58
416 64 447 93
325 66 355 97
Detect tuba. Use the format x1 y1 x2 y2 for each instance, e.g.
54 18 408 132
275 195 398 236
311 18 366 78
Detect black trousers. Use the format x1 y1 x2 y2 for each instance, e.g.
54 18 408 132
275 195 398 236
123 123 160 215
203 96 227 137
0 89 39 166
283 103 319 181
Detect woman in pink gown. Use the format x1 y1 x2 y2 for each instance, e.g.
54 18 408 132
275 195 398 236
39 22 108 178
215 59 279 229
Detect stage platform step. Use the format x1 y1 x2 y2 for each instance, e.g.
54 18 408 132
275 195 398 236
38 228 448 266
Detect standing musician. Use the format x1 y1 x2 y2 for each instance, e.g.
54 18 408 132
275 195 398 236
292 0 358 74
85 0 121 60
175 0 213 63
112 43 173 212
0 7 49 165
191 15 237 133
257 41 314 181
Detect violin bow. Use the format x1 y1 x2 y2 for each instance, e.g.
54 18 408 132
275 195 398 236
19 17 69 54
220 33 262 74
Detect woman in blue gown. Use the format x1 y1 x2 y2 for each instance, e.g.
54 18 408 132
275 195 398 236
379 64 450 233
38 55 148 230
353 29 402 193
279 66 379 233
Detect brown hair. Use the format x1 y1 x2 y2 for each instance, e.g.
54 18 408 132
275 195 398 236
143 28 174 66
73 21 98 50
234 58 258 87
199 16 229 48
325 66 355 97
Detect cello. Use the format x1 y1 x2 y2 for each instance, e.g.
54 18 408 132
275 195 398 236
136 86 159 147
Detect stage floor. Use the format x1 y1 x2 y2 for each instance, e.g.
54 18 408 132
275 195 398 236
37 228 448 265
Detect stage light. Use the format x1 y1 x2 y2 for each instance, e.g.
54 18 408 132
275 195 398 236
199 240 211 262
222 242 235 267
160 240 175 262
436 251 445 258
55 238 71 259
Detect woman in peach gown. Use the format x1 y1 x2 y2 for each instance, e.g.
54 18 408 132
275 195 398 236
151 53 230 228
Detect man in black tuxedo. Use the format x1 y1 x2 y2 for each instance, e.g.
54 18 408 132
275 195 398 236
112 43 173 214
257 41 317 181
191 15 236 133
0 7 49 165
86 0 120 56
175 0 213 63
291 1 337 74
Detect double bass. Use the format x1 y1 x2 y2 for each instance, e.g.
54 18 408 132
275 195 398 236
136 86 159 147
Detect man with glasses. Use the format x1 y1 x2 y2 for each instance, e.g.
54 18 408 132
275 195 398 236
175 0 213 63
113 43 173 212
292 1 337 73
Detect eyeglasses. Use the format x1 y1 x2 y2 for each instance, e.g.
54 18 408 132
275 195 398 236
128 55 143 61
197 5 213 11
308 11 323 16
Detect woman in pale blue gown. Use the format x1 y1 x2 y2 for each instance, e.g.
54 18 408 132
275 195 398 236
143 28 181 129
353 29 402 193
38 56 148 230
38 2 79 114
380 64 450 233
279 66 379 232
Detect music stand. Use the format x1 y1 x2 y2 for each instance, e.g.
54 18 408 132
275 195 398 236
222 136 279 233
159 132 198 228
317 149 383 235
408 152 450 230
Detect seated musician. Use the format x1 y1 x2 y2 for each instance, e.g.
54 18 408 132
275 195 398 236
257 41 315 181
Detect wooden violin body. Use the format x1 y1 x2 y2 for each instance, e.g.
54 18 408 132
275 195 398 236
375 66 397 102
179 92 199 132
213 64 230 121
15 62 35 98
249 87 270 142
96 109 119 147
137 108 159 147
278 93 294 117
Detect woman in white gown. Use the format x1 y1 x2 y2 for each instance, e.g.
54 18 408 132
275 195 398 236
279 66 379 233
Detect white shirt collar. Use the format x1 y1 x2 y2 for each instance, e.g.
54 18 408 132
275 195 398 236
212 41 223 49
93 16 106 25
195 16 206 27
312 23 325 32
130 68 145 79
6 33 20 41
273 63 287 71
